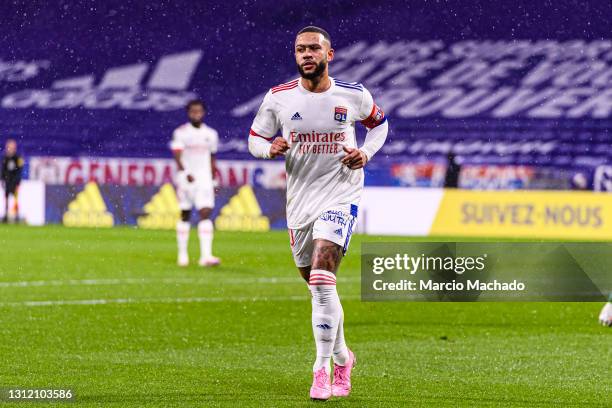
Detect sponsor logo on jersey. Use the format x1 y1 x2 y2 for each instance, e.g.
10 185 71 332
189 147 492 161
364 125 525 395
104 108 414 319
2 50 202 111
334 106 348 122
291 112 302 120
289 130 347 155
289 131 345 143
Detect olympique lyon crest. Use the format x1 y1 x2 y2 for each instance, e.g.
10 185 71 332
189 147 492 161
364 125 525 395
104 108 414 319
334 106 348 123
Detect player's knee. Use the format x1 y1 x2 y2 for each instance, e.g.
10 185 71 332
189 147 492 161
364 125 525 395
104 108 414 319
198 208 212 220
311 242 342 272
298 266 311 282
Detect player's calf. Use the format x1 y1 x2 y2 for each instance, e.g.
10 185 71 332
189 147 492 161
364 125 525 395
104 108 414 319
309 270 339 400
196 211 220 267
176 220 190 266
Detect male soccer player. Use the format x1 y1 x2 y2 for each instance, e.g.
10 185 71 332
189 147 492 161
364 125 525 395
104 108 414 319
1 139 24 223
170 99 220 267
248 27 388 400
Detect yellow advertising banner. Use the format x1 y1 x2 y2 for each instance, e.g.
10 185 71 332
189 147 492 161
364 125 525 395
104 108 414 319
430 189 612 240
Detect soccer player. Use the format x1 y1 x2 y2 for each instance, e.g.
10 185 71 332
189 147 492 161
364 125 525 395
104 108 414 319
170 99 220 267
1 139 24 223
599 295 612 327
248 26 388 400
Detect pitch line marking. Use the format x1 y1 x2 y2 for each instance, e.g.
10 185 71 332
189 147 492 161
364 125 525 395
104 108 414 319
0 276 359 288
0 294 361 308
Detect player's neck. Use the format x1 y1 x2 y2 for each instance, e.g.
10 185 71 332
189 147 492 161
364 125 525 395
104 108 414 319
300 74 331 93
190 121 202 128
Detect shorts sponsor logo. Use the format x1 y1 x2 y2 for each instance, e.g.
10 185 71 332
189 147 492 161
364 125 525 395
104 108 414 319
319 210 347 227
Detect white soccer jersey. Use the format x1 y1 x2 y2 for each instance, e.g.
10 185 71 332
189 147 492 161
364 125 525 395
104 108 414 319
250 77 386 229
170 122 218 183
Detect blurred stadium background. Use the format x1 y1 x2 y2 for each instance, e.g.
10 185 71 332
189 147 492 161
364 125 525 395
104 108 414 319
1 1 611 237
0 1 610 406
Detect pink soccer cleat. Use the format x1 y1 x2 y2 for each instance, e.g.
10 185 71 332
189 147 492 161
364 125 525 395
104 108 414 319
332 349 356 397
198 256 221 267
309 367 332 400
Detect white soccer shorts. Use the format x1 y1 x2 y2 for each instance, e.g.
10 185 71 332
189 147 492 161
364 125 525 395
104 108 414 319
175 172 215 211
288 204 358 268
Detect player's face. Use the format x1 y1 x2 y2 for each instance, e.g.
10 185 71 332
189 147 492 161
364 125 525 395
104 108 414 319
295 33 334 80
5 140 16 155
187 104 205 124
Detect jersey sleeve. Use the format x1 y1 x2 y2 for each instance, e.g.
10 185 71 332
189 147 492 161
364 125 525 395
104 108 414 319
358 88 386 129
170 129 185 152
250 90 279 141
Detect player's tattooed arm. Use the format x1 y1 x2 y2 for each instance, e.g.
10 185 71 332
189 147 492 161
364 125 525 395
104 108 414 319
340 146 368 170
269 137 290 158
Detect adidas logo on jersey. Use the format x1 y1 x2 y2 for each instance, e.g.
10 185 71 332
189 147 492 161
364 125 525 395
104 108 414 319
291 112 302 120
334 228 343 237
2 51 202 111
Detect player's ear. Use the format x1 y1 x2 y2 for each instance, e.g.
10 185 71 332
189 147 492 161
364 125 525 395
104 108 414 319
327 47 334 61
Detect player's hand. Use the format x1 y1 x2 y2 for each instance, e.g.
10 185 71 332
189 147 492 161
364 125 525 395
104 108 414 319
186 174 195 183
269 137 290 158
341 146 368 169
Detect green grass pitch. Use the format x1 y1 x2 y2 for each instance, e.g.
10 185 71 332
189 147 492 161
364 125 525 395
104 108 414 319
0 225 609 407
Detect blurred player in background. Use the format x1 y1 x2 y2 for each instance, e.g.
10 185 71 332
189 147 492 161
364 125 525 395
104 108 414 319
248 27 388 400
170 99 220 267
1 139 24 223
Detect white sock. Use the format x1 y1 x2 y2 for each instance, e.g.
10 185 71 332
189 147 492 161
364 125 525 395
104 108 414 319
198 219 214 259
176 221 190 257
333 302 349 366
309 269 340 374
